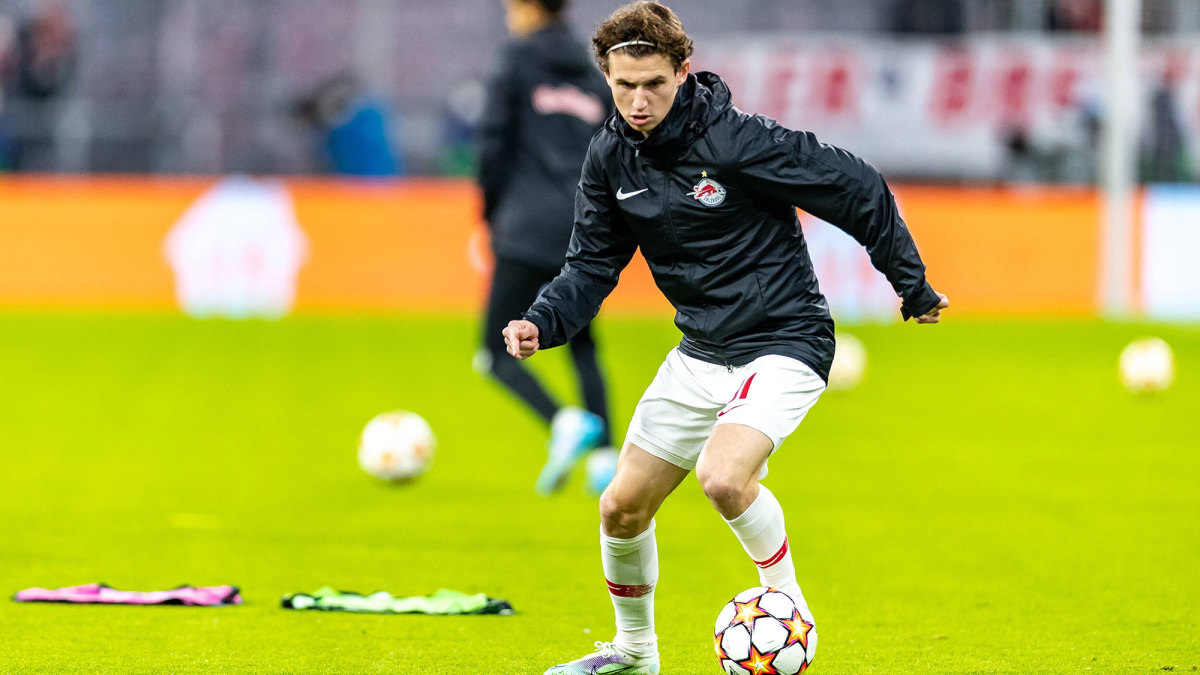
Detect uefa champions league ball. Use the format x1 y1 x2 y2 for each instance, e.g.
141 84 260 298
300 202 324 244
1118 337 1175 394
828 332 867 391
358 411 436 481
714 586 816 674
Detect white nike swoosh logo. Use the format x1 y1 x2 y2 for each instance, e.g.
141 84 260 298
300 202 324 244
616 187 648 200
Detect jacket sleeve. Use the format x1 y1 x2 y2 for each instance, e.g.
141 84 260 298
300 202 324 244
523 140 639 348
730 116 942 320
476 45 519 225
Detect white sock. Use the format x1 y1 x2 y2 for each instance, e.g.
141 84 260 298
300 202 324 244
601 520 658 658
724 485 809 608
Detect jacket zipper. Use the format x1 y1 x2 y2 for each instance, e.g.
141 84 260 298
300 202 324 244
658 157 730 373
662 164 678 248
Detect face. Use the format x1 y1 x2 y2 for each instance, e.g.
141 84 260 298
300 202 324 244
503 0 541 36
605 52 689 137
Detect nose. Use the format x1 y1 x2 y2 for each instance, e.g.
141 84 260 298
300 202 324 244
632 88 649 110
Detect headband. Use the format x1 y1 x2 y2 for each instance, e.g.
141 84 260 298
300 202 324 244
606 40 656 55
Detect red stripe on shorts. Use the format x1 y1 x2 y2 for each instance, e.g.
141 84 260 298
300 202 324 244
606 580 655 598
754 537 789 569
738 373 757 400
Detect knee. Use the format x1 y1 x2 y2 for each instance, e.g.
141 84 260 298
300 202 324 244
476 344 518 377
569 333 596 358
696 465 754 515
599 488 652 538
473 345 501 376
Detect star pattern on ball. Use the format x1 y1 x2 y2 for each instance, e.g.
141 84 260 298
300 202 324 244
782 609 814 650
738 644 779 675
713 631 729 660
730 596 769 629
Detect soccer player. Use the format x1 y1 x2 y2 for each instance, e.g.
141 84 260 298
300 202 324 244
477 0 617 496
503 1 949 672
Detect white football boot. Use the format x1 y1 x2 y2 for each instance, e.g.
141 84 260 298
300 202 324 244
536 407 604 496
584 446 620 497
543 641 661 675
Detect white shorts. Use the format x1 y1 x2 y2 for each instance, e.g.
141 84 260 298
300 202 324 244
625 348 826 477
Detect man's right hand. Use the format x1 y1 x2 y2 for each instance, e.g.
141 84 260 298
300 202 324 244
502 320 540 360
915 293 949 324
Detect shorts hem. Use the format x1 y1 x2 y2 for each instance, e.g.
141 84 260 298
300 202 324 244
713 414 784 452
626 428 697 471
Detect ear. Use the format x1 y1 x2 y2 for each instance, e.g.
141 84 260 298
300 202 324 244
676 59 691 86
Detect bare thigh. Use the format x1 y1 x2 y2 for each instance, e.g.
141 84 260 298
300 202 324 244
695 423 774 519
600 442 690 538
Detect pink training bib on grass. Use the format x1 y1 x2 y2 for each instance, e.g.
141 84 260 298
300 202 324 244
13 583 242 606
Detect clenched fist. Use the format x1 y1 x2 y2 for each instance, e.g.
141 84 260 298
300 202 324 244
502 320 540 359
915 293 949 324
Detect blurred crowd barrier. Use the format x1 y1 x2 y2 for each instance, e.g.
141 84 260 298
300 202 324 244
0 0 1196 180
696 36 1198 182
1 177 1195 321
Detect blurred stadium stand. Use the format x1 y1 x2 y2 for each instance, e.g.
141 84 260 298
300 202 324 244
0 0 1196 179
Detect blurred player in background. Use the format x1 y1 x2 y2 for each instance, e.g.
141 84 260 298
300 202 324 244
477 0 616 497
503 2 949 672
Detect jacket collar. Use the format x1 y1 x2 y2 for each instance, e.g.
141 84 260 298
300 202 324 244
609 71 732 160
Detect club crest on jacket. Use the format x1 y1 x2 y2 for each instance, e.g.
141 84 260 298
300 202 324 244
687 171 726 206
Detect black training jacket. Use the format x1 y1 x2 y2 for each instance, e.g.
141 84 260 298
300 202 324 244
524 72 941 381
476 21 612 271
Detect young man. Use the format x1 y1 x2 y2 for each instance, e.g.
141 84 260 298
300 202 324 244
503 2 949 672
477 0 617 496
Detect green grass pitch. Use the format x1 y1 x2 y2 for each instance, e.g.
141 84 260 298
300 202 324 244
1 313 1196 674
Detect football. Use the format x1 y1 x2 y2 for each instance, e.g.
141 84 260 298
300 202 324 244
714 586 816 674
1118 337 1175 394
357 411 436 481
828 332 867 391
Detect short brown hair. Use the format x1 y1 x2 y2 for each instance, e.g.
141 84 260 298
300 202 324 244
592 1 694 73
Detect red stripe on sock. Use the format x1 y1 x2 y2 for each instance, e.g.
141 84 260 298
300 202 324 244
754 537 789 569
606 580 655 598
